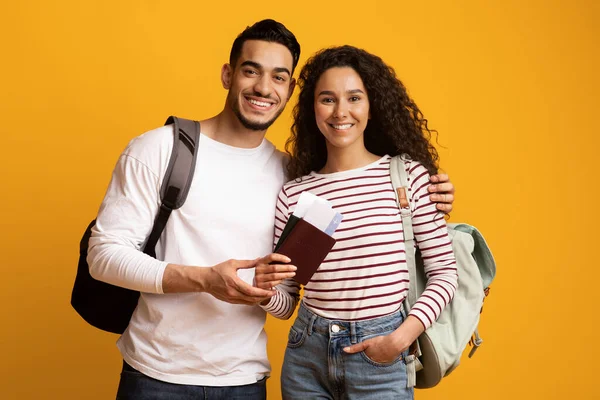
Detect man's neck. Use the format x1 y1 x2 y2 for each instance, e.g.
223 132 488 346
200 110 267 149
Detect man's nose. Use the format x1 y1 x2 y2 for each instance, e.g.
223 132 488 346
253 75 272 97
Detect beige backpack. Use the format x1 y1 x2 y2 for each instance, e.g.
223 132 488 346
390 155 496 388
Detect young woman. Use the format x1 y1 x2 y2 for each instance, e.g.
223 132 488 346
257 45 458 399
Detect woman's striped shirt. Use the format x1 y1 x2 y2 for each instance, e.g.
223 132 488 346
262 155 458 329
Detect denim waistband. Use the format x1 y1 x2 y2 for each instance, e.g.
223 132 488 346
296 302 405 340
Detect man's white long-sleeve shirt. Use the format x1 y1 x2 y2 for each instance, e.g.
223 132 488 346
87 125 286 386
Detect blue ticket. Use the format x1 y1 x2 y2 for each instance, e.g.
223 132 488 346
324 212 344 236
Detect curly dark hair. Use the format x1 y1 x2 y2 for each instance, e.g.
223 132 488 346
286 45 439 179
230 19 301 74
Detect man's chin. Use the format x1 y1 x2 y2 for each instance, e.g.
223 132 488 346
240 119 273 131
235 111 278 131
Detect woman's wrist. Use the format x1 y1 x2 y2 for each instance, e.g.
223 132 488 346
391 315 426 352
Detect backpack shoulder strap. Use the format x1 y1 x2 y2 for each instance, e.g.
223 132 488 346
390 154 424 385
160 116 201 208
390 154 418 309
143 116 201 257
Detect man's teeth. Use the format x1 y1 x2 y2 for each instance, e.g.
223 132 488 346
248 99 271 107
332 124 353 129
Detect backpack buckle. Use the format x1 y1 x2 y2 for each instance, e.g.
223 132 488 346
396 187 410 208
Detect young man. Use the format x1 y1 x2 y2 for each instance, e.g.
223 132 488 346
87 19 455 399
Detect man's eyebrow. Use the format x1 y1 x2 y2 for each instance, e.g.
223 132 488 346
317 89 366 96
240 61 290 76
240 60 262 70
273 67 291 76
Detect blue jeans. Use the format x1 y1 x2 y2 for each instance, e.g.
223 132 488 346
116 362 267 400
281 302 413 400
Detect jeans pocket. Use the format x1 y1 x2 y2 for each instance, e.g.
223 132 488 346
287 324 307 349
358 336 405 367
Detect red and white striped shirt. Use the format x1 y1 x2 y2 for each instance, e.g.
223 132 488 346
262 155 458 329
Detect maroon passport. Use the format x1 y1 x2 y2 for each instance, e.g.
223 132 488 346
275 218 336 285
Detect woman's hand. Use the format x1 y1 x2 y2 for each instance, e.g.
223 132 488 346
343 334 405 364
253 253 296 306
253 253 296 290
343 315 425 363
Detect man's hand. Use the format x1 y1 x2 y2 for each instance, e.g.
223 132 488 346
254 253 296 290
429 173 455 214
204 259 279 305
162 259 276 305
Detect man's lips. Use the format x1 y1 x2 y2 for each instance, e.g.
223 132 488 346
245 96 276 110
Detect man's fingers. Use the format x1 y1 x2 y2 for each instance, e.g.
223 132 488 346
217 287 273 305
229 296 274 306
436 203 453 214
430 173 449 184
234 278 274 298
208 259 280 305
429 193 454 204
343 341 368 354
234 259 260 270
429 182 455 194
255 279 286 289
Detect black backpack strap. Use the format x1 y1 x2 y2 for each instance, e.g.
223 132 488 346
144 116 200 258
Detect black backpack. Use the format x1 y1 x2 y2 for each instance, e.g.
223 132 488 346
71 116 200 334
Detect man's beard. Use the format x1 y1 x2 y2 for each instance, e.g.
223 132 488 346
231 96 285 131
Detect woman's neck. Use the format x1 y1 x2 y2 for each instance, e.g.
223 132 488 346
319 145 381 174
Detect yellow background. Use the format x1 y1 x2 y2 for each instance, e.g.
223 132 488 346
2 0 598 398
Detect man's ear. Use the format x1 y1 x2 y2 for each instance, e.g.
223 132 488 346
287 78 296 100
221 64 233 89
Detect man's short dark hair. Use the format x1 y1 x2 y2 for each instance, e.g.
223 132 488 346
229 19 301 74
